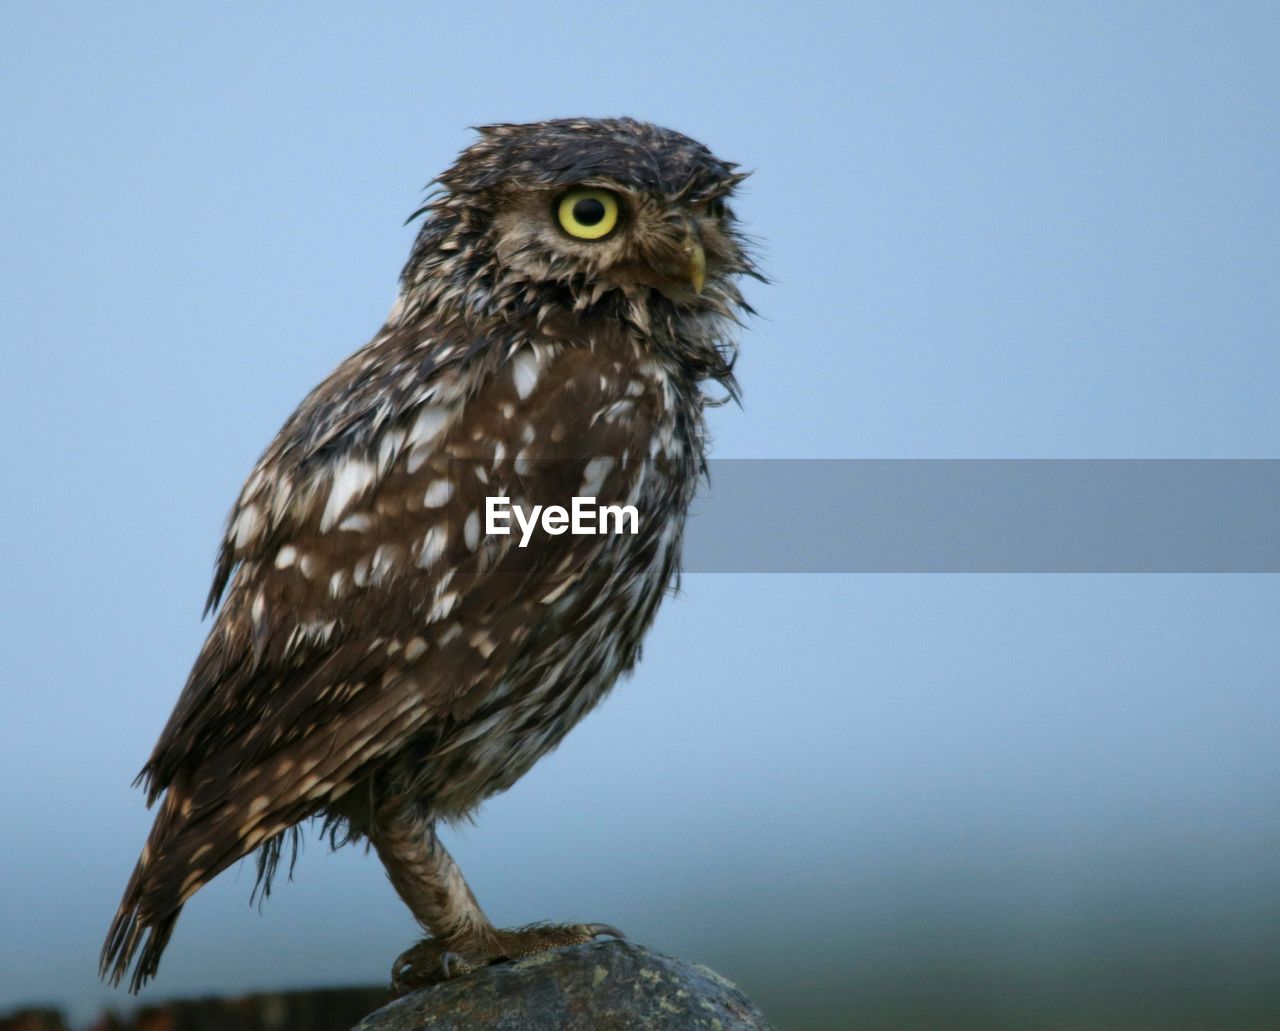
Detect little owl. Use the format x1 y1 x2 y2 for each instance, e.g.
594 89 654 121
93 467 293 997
101 117 757 994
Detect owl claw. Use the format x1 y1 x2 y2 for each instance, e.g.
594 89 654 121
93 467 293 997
439 950 463 980
390 922 628 995
390 941 474 993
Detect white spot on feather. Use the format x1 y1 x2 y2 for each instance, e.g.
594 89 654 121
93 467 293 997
371 545 400 583
423 479 453 507
469 630 497 658
581 457 614 495
511 349 541 399
540 578 576 605
600 399 635 423
274 544 298 569
320 458 377 532
406 446 431 475
463 511 480 550
329 569 347 597
377 428 406 474
408 405 450 447
232 504 263 550
430 591 459 621
432 568 455 601
417 525 446 568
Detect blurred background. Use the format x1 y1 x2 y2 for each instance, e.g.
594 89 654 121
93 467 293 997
2 3 1278 1028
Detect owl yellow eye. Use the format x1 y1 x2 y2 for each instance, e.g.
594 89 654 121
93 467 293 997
556 189 620 240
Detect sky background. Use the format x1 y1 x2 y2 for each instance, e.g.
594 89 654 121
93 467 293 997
2 2 1278 1027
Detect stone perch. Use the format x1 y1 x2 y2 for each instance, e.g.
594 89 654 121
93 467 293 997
352 940 773 1030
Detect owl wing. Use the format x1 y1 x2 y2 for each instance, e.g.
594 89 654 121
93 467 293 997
104 333 665 989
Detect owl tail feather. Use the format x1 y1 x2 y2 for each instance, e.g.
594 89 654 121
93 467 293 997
100 788 189 993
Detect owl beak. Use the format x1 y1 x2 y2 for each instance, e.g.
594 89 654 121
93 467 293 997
685 240 707 295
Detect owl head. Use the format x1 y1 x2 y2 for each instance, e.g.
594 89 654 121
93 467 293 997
403 118 757 323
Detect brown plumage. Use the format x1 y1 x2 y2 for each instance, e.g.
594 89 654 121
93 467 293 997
101 117 757 993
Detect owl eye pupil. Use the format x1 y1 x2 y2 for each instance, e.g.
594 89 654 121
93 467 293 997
572 198 606 226
556 190 619 239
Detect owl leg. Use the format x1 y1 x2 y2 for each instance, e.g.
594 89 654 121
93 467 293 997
369 802 495 985
370 803 622 994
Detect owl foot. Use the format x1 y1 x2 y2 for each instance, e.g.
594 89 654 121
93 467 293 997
390 922 625 995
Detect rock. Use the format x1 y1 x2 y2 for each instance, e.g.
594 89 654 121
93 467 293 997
352 940 772 1030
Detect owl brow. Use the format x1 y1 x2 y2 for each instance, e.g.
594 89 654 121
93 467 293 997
555 175 629 193
667 165 747 203
669 183 729 206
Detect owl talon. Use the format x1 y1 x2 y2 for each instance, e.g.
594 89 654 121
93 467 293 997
390 939 466 994
389 922 627 995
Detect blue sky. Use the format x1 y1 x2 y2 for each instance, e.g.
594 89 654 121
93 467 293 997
2 3 1278 1024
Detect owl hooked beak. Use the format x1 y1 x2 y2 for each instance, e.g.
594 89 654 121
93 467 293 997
685 239 706 295
644 226 707 298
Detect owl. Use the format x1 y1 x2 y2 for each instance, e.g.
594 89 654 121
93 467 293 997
101 117 756 994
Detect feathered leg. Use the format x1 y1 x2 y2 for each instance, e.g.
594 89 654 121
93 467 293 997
370 802 494 948
369 802 622 994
